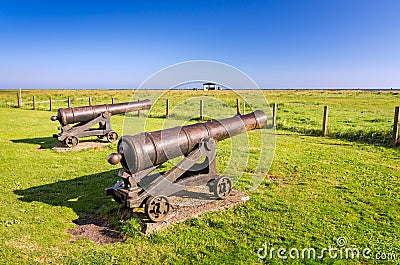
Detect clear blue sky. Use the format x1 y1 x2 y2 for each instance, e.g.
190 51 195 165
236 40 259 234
0 0 399 89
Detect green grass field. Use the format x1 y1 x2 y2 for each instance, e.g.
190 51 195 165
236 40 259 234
0 89 399 264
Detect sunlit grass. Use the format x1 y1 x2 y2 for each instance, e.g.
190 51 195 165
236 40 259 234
0 90 399 264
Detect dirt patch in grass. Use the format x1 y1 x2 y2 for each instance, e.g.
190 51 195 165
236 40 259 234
66 216 124 244
52 140 112 152
66 189 250 243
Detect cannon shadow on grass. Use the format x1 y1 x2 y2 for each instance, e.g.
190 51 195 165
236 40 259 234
13 168 220 232
11 136 56 149
14 167 237 239
11 137 111 149
14 169 120 225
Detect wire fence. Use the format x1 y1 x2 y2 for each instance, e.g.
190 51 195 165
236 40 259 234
8 92 400 147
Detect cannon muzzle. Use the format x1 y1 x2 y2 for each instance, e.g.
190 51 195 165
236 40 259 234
51 99 152 126
110 110 267 174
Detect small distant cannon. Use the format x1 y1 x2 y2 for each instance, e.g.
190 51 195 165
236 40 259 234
106 110 267 222
51 100 152 147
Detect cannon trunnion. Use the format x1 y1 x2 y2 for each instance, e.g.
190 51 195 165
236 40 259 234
106 110 267 222
50 100 151 147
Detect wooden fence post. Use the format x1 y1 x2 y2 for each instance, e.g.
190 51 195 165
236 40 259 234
68 97 71 108
392 106 399 146
89 97 92 106
200 99 204 120
137 99 140 117
166 99 169 118
17 92 21 108
49 97 53 111
33 96 36 110
111 98 114 104
236 98 241 115
243 97 246 114
322 106 329 136
272 103 277 127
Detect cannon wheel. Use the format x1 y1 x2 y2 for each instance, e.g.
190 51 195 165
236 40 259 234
65 136 79 147
145 196 170 222
106 131 118 143
213 176 232 199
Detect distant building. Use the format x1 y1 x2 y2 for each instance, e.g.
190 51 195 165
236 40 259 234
203 82 216 91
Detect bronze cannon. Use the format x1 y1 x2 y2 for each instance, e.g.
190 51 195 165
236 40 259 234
106 110 267 222
51 100 151 147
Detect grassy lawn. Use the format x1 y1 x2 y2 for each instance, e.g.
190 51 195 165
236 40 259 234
0 90 399 264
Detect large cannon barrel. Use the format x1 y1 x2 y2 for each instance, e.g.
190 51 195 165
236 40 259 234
51 100 151 126
108 110 267 174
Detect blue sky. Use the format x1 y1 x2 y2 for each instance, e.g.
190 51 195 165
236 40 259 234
0 0 399 89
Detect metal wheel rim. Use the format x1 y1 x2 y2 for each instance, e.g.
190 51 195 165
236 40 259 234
145 196 170 222
215 177 232 199
107 132 118 142
65 136 78 147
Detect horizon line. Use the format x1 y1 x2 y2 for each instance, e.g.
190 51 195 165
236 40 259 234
0 87 399 91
